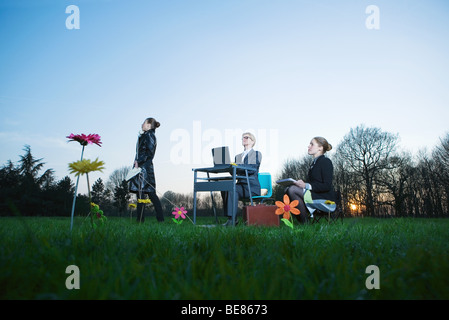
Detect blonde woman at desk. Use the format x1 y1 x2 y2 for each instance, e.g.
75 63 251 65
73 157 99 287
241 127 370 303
222 132 262 226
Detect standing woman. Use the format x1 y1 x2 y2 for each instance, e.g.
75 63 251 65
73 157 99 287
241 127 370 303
129 117 164 222
285 136 336 223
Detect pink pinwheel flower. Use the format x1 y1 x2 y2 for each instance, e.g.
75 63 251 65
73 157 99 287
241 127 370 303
172 207 187 219
67 133 102 147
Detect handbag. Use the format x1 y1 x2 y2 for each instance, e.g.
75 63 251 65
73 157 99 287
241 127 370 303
128 167 146 194
126 167 142 181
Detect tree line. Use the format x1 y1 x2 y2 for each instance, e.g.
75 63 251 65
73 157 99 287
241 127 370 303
1 125 448 218
0 145 217 217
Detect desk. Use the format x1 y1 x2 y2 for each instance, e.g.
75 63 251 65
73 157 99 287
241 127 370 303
192 165 256 226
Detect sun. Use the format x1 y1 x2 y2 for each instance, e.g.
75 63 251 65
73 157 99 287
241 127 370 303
350 204 357 211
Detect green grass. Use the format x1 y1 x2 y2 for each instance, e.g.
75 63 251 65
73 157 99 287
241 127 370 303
1 216 448 299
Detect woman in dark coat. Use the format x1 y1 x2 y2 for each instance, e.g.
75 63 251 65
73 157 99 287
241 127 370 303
129 117 164 222
285 136 336 224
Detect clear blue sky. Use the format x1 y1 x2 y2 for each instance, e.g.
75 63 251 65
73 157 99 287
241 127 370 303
1 0 449 195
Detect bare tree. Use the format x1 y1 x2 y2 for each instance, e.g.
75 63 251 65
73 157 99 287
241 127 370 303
375 152 414 216
433 133 449 215
433 133 449 169
106 166 130 192
415 151 444 216
273 155 310 200
275 155 310 181
336 125 399 216
333 153 361 216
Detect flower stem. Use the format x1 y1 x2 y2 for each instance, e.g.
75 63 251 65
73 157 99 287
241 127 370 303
70 145 85 231
86 172 93 229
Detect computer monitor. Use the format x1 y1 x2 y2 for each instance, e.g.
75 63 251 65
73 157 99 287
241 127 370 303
211 146 231 167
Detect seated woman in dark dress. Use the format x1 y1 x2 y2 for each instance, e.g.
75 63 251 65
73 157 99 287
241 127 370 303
285 136 336 223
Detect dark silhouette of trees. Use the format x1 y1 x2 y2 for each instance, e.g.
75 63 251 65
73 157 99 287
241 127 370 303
272 156 310 201
335 125 399 217
113 179 130 216
0 146 76 216
42 176 75 216
433 133 449 214
106 166 130 192
0 146 54 216
2 132 449 218
0 160 22 215
92 178 109 206
375 153 414 217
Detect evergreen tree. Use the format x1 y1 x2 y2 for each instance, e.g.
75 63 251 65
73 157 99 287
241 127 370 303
17 145 55 215
92 178 106 206
0 161 22 215
114 179 130 216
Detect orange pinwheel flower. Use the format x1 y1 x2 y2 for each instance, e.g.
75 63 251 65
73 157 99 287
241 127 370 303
275 194 300 220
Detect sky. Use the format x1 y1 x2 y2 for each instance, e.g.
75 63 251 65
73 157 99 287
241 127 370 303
1 0 449 196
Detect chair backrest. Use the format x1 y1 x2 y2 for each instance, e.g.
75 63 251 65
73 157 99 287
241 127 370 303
258 172 272 197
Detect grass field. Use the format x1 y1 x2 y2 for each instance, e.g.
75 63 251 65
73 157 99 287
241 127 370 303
1 215 448 300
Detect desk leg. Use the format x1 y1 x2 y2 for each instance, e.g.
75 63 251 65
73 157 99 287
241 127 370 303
246 169 253 206
193 171 197 225
232 166 237 226
207 172 219 224
210 192 219 224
